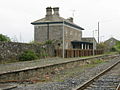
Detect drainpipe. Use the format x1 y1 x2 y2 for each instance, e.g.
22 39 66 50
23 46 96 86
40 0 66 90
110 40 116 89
47 23 49 40
63 20 65 58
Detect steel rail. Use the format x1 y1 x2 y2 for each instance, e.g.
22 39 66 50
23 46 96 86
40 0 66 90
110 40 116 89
73 60 120 90
116 83 120 90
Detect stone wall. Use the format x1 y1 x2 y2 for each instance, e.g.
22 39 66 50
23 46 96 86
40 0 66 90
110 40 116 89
0 42 55 61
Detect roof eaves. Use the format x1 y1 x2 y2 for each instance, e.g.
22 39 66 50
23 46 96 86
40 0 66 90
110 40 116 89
31 21 84 30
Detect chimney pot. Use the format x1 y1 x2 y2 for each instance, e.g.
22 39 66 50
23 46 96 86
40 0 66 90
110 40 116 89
67 17 73 22
53 7 59 16
46 7 52 19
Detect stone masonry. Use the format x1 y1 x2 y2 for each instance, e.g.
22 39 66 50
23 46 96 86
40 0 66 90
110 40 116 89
0 42 55 61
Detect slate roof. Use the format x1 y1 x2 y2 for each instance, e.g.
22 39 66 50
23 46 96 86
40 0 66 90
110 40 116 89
81 37 97 43
104 37 119 47
31 15 84 30
104 37 119 43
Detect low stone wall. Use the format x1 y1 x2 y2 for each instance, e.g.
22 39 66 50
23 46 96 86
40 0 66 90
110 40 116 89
0 42 55 61
0 54 118 82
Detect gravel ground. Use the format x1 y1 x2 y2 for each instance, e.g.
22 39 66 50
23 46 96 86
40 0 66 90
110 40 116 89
11 56 120 90
0 57 86 73
86 63 120 90
0 55 101 73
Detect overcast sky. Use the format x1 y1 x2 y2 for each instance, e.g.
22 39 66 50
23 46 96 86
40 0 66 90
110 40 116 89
0 0 120 42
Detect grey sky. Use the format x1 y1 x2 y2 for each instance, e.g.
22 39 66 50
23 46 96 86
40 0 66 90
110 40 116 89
0 0 120 42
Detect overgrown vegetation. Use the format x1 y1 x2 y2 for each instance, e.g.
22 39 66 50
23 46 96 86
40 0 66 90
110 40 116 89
29 41 44 45
110 47 117 52
49 59 105 82
91 59 103 64
0 34 11 42
18 47 49 61
45 40 53 44
96 42 108 51
112 41 120 53
29 40 54 45
97 41 120 53
36 48 48 58
18 50 38 61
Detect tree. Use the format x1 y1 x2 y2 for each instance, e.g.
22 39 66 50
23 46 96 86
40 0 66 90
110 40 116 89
114 41 120 52
0 34 11 42
97 42 106 49
96 42 108 52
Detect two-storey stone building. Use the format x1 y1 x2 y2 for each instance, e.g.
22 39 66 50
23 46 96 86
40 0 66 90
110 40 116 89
31 7 95 49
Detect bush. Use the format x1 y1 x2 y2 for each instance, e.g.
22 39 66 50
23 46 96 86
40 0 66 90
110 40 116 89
0 34 11 42
114 41 120 52
97 42 107 49
109 41 120 54
36 48 48 58
45 40 53 44
110 47 117 52
18 50 38 61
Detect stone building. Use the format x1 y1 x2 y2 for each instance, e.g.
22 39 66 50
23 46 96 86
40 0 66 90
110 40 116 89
31 7 95 49
104 37 119 48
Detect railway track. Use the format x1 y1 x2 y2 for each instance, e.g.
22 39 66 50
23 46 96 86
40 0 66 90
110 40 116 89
73 60 120 90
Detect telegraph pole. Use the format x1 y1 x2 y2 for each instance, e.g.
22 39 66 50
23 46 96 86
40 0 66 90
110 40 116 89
71 9 75 17
93 30 95 56
98 22 100 43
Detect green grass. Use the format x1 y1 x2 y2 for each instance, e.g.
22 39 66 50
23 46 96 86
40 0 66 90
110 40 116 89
92 59 103 64
0 59 19 64
104 51 118 55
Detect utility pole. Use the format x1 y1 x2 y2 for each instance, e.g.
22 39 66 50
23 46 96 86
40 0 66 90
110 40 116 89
20 32 22 42
72 10 75 17
98 22 100 43
93 30 95 56
92 30 97 55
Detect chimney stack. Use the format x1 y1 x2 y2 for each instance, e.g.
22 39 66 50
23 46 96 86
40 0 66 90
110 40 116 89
46 7 52 20
53 7 59 16
67 17 73 22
